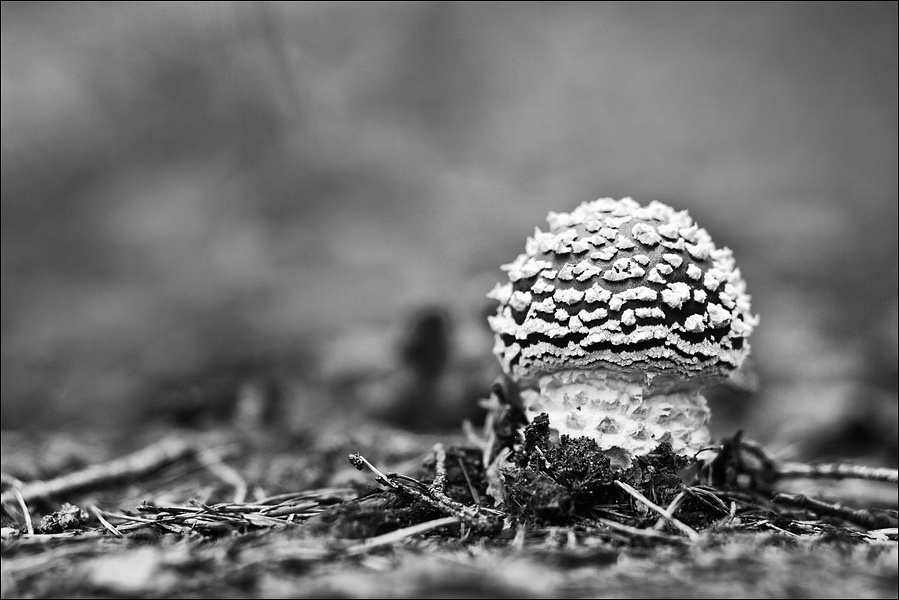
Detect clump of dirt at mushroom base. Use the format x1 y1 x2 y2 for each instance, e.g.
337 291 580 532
499 414 719 528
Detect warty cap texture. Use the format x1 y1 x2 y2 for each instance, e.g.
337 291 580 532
488 197 758 394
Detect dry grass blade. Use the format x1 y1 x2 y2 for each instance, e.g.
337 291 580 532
10 486 34 535
456 455 480 505
255 488 357 505
259 501 320 517
95 486 364 535
96 510 157 525
90 505 123 537
614 480 700 541
653 490 687 531
682 485 731 515
598 518 686 542
344 516 462 555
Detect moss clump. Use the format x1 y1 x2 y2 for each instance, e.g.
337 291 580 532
502 467 574 525
501 413 710 527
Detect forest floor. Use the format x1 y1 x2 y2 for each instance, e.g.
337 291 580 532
2 412 896 599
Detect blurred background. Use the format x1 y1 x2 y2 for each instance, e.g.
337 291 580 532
2 2 896 465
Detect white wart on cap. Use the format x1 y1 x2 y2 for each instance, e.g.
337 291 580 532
488 197 758 463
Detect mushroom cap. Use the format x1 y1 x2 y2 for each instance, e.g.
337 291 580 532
488 197 758 393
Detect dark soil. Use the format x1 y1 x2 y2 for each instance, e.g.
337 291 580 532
1 420 896 599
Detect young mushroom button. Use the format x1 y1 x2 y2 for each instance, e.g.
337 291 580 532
488 197 758 466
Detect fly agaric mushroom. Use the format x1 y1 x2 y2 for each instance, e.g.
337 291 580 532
488 197 758 465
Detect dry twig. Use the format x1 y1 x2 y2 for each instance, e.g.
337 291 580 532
597 518 685 542
456 455 480 505
614 480 700 541
776 462 899 484
344 516 462 555
0 437 198 506
725 434 899 486
653 490 687 531
90 505 122 537
348 446 504 534
773 493 898 530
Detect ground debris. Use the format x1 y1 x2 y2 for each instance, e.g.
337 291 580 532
1 426 897 599
500 414 706 529
347 444 504 535
0 436 200 507
36 503 89 534
303 488 441 539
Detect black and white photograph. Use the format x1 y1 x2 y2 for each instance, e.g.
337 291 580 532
2 2 896 598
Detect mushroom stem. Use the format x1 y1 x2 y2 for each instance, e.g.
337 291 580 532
520 369 711 467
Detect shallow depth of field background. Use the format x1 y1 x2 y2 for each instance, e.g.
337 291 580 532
2 2 896 464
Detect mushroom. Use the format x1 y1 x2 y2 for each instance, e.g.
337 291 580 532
487 197 758 466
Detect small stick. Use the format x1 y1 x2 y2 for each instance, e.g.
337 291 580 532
681 485 730 516
429 444 449 496
653 490 687 531
0 437 198 505
391 474 431 491
138 504 205 515
10 486 34 535
597 518 685 542
427 448 504 521
348 452 503 533
258 502 320 518
243 513 299 528
95 510 158 524
90 505 123 537
773 493 898 530
734 435 898 485
614 480 700 541
759 519 802 538
255 488 357 505
402 471 494 529
683 485 730 513
348 453 398 489
426 444 479 516
456 456 480 505
776 463 898 484
344 516 461 555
